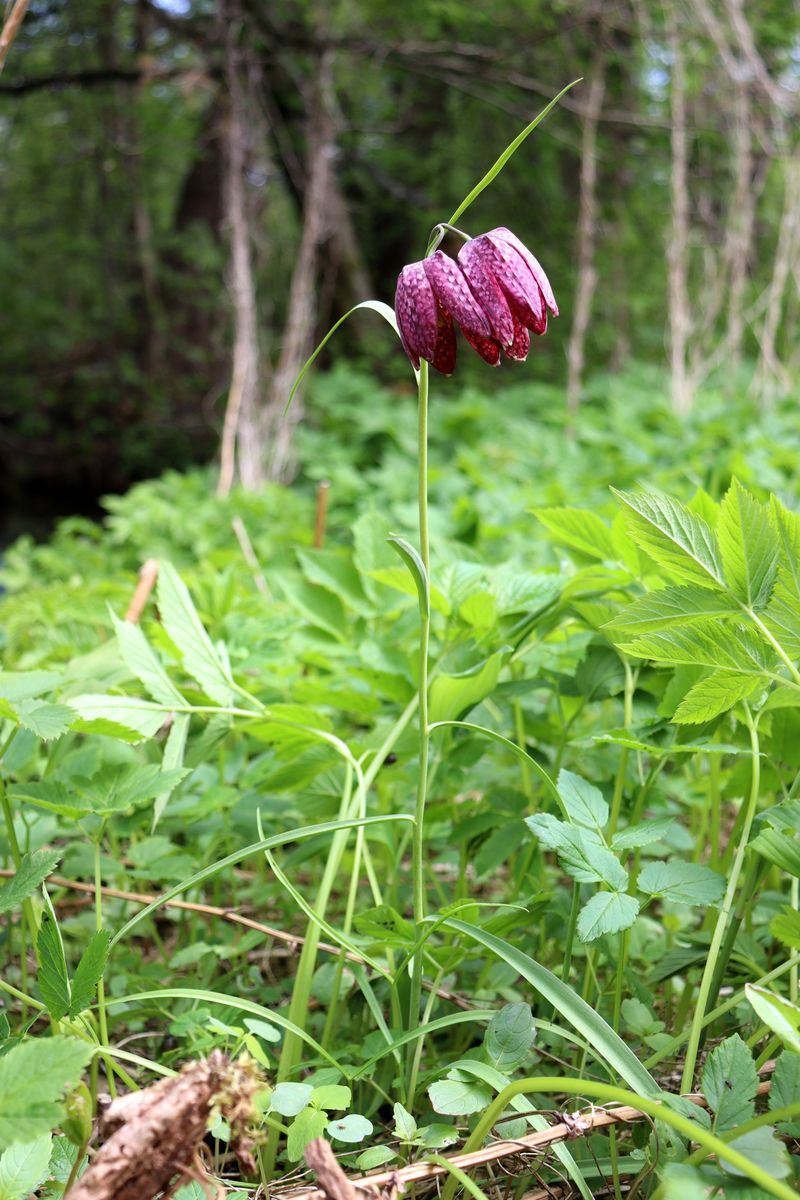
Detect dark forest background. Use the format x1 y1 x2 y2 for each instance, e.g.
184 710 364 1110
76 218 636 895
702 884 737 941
0 0 798 540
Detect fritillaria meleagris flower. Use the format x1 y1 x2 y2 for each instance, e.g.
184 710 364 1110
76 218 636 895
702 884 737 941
394 228 557 374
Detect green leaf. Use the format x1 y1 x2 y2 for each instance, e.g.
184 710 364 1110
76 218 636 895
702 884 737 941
270 1083 313 1118
611 819 674 851
533 507 618 562
701 1034 758 1131
68 930 111 1018
770 1052 800 1135
14 702 75 742
393 1103 417 1141
0 1134 52 1200
111 611 186 707
429 648 510 724
577 892 640 942
745 985 800 1054
37 900 71 1021
311 1085 350 1112
673 671 762 723
69 695 170 742
722 1127 792 1180
557 769 608 830
0 850 60 914
429 1077 493 1116
152 714 190 831
0 1037 93 1150
750 830 800 878
326 1114 373 1143
296 550 373 616
356 1146 396 1170
526 815 627 889
387 534 429 619
619 621 772 675
638 860 725 906
0 671 61 703
440 919 660 1096
771 907 800 950
718 480 779 608
484 1004 535 1071
287 1106 328 1161
607 586 741 636
612 490 725 588
156 562 234 705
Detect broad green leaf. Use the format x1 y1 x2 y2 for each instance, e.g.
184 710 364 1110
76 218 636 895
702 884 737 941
387 534 429 619
326 1114 372 1143
770 1052 800 1135
440 919 661 1096
750 830 800 878
110 611 186 707
69 695 170 741
156 562 234 705
0 850 60 914
612 490 725 588
608 586 741 637
356 1146 396 1170
745 985 800 1054
269 1083 312 1117
619 621 772 675
611 819 674 851
152 713 190 830
533 507 618 561
68 930 111 1018
429 648 510 724
428 1077 492 1116
0 1038 92 1150
286 1106 328 1161
14 702 75 742
577 892 640 942
0 1134 51 1200
722 1126 792 1180
311 1085 350 1111
296 550 373 616
526 815 627 889
393 1103 416 1141
718 480 779 608
673 671 761 723
557 769 608 830
484 1003 535 1071
0 671 61 703
37 899 71 1021
701 1034 758 1131
638 860 725 906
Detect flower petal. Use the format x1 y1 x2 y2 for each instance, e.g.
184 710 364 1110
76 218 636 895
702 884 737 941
504 318 530 362
457 240 516 347
489 227 558 316
430 309 457 375
481 233 546 334
423 251 491 339
394 262 438 368
461 326 502 366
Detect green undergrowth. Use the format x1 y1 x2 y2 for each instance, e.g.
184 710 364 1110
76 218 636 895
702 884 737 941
1 364 799 1198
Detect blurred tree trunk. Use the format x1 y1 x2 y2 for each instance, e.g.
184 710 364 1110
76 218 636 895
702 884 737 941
666 9 692 415
754 156 800 400
565 50 604 417
218 0 263 495
261 49 336 484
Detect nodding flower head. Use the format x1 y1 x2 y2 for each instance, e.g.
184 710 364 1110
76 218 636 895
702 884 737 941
394 229 557 375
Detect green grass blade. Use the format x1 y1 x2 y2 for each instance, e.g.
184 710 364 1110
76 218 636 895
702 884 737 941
429 720 563 811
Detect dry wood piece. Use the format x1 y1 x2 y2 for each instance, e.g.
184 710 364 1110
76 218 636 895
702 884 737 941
124 559 160 624
65 1052 262 1200
305 1137 363 1200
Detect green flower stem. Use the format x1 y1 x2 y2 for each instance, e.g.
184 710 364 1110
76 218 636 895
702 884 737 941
441 1077 800 1200
1 776 38 1013
407 359 430 1101
792 877 799 1004
680 704 761 1093
93 835 116 1101
0 975 45 1010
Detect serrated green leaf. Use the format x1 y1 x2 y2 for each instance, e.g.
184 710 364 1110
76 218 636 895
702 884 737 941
770 1052 800 1135
608 586 741 636
611 819 674 851
638 859 725 905
68 930 111 1018
750 830 800 878
526 815 627 889
702 1034 758 1131
673 671 761 724
718 480 779 608
771 907 800 950
577 892 640 942
110 611 186 707
156 562 234 705
557 769 608 830
484 1003 535 1071
612 490 725 588
152 713 190 831
0 850 60 914
15 701 75 742
69 695 169 741
746 985 800 1054
533 507 618 562
0 1134 51 1200
37 902 71 1021
0 1037 92 1150
619 621 772 675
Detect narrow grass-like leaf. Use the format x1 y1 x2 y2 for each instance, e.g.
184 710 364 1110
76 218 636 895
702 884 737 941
387 534 429 619
152 713 190 831
440 919 661 1096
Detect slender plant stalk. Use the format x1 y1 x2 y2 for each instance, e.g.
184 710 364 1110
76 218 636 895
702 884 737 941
406 358 430 1103
94 836 116 1100
792 877 799 1004
680 704 761 1092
